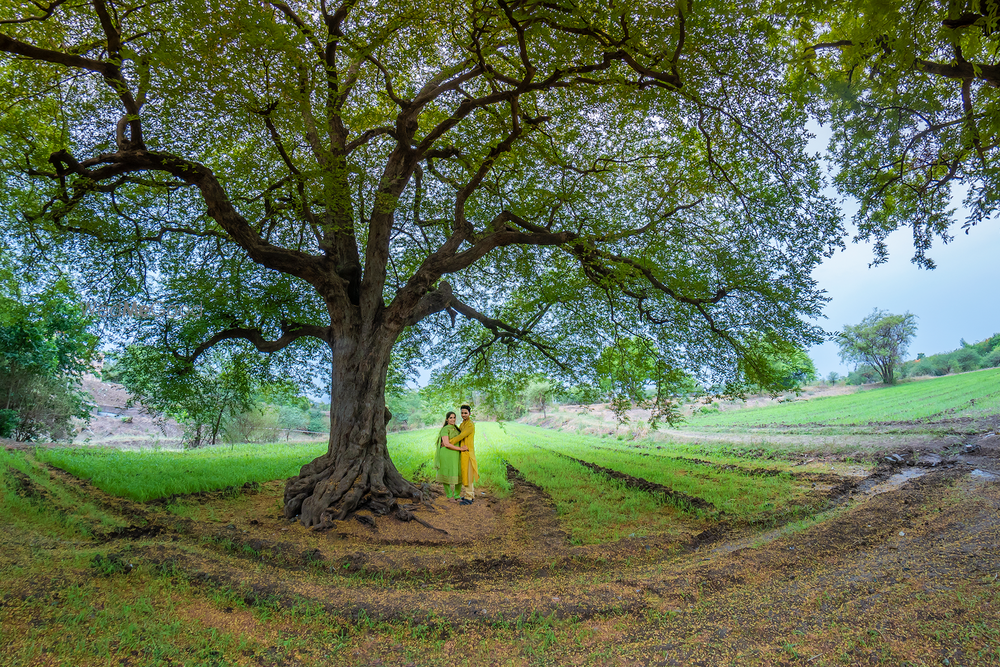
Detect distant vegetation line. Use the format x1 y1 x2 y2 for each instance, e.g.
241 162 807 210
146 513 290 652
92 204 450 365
684 367 1000 428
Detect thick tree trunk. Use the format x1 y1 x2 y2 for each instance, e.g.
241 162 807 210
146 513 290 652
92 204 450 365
281 339 421 527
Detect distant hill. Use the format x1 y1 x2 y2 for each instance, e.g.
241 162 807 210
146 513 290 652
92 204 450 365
73 375 185 448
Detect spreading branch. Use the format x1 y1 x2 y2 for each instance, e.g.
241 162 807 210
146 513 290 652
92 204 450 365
178 321 332 364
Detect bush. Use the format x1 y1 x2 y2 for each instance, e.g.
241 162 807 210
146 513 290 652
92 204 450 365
225 405 281 444
906 360 936 377
277 404 310 436
307 408 330 433
0 283 96 441
3 375 91 440
983 348 1000 368
563 384 601 405
953 347 983 372
846 365 880 385
909 356 953 377
0 409 18 439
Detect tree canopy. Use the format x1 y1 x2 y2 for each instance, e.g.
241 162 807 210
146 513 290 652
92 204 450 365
797 0 1000 267
838 308 918 385
1 0 843 523
0 269 97 440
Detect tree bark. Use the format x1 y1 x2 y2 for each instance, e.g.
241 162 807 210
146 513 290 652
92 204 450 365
281 334 420 527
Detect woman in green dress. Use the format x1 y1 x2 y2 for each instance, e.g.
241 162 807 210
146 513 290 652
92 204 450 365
434 412 467 501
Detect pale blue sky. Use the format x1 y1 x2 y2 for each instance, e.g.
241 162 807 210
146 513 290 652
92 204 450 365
805 124 999 377
807 211 999 377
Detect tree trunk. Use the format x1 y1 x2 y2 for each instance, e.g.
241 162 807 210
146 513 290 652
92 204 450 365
282 340 421 527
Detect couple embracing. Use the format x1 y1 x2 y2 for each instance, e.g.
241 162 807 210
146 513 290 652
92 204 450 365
433 405 478 505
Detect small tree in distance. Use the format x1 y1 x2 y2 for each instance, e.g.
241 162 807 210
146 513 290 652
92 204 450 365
523 380 555 418
837 310 918 385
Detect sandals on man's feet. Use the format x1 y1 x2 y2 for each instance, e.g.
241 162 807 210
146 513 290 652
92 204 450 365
459 499 474 506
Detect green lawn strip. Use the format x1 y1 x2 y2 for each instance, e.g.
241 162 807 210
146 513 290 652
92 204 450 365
497 426 695 544
1 449 127 537
510 425 816 520
35 425 513 502
682 368 1000 428
566 436 803 472
573 437 876 476
35 442 330 502
952 385 1000 418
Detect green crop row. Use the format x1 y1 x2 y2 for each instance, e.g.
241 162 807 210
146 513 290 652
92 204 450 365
484 424 698 544
35 441 331 502
34 427 515 503
508 425 813 519
1 449 127 537
683 367 1000 428
32 422 827 544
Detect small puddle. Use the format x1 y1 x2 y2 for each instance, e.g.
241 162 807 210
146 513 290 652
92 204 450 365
970 469 998 482
856 467 927 497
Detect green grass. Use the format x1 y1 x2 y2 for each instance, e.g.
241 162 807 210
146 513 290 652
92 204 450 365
36 441 330 502
35 426 514 502
0 449 127 537
1 572 293 665
683 367 1000 428
486 423 696 544
502 425 816 520
32 422 823 542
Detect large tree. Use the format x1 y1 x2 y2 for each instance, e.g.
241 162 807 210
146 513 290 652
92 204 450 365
0 0 841 526
0 269 97 441
837 309 918 385
797 0 1000 268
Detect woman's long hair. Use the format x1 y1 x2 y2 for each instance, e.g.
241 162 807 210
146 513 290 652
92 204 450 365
442 411 456 427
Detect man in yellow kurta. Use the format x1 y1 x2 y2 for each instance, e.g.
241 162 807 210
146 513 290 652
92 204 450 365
450 404 478 504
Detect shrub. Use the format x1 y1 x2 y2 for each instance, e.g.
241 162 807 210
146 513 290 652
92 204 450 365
0 284 96 441
846 365 880 385
307 408 330 433
225 405 281 444
983 348 1000 368
953 347 983 372
907 360 937 377
0 409 18 439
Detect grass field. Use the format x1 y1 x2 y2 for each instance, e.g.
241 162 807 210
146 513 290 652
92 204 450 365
28 370 999 543
683 367 1000 428
35 422 827 544
519 425 818 519
5 377 1000 667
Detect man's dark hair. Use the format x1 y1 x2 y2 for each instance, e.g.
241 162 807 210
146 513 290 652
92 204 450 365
461 404 471 414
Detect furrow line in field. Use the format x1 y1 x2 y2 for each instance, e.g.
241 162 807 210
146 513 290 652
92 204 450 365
532 445 716 513
575 445 850 482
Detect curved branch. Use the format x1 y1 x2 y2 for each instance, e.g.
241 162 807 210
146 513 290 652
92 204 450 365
180 322 331 364
345 126 396 154
916 58 1000 87
0 0 74 25
403 281 567 370
0 32 109 74
44 147 329 287
450 297 567 371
